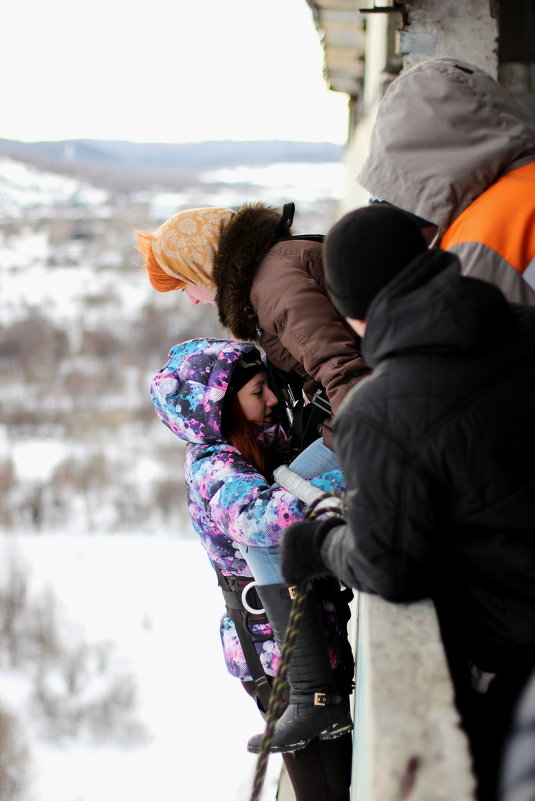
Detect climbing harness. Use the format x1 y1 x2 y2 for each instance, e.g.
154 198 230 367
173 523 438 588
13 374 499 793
214 566 273 712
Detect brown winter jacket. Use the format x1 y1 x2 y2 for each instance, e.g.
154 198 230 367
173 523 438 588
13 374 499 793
213 204 370 445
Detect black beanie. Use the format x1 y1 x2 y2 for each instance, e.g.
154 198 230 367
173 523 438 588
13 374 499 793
368 197 434 229
227 349 265 394
324 205 428 320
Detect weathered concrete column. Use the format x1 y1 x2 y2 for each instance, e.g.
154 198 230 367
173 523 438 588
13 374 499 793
352 594 476 801
398 0 498 76
342 11 390 213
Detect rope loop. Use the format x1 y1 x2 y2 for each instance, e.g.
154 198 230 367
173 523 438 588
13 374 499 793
304 490 347 521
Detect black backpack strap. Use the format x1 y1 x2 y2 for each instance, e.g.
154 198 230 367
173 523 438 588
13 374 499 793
274 201 325 243
277 234 325 243
266 357 332 451
214 565 272 711
275 202 296 235
265 358 303 433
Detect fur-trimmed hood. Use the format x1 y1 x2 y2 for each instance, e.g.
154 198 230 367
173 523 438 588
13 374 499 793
214 203 292 341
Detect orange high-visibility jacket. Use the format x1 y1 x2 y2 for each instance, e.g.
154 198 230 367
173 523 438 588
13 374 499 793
441 160 535 305
358 58 535 305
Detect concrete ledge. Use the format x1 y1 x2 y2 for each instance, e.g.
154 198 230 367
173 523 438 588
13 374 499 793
352 594 476 801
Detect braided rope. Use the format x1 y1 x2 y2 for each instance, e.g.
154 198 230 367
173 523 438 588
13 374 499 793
248 493 346 801
305 490 346 520
248 581 308 801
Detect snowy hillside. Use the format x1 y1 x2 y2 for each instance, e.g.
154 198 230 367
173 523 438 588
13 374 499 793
0 158 108 220
0 157 220 535
0 534 284 801
0 149 344 800
0 152 343 535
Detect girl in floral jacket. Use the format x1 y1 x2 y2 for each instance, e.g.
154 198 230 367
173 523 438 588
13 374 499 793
150 337 353 801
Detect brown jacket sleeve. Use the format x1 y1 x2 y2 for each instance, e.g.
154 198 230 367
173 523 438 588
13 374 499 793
252 240 371 416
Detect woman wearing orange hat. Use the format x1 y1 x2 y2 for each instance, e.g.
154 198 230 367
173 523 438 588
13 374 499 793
135 202 370 466
135 206 229 300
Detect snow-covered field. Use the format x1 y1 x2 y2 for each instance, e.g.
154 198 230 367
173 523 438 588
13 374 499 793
0 149 344 799
152 161 346 220
0 158 108 220
0 534 283 801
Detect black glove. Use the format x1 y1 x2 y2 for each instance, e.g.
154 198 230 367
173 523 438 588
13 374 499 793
280 517 342 586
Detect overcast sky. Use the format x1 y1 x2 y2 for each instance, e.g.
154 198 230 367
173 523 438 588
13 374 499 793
4 0 349 144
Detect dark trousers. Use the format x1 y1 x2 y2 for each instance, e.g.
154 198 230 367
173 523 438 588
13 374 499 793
453 659 535 801
242 680 352 801
434 592 535 801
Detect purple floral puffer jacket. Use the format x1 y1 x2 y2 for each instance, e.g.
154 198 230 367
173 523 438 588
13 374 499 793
151 338 346 681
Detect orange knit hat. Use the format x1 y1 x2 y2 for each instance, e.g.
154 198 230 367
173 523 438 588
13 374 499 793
135 207 234 292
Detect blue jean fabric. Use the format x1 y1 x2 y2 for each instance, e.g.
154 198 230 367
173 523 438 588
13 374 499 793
288 437 341 480
237 438 340 586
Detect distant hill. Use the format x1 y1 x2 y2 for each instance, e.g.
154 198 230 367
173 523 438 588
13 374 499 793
0 138 343 192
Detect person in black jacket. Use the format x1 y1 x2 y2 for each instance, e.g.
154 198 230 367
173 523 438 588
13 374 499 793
279 204 535 801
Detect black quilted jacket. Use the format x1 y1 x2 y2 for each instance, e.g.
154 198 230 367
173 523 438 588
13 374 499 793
324 249 535 671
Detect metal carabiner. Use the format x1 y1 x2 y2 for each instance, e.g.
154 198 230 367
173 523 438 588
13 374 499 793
241 580 265 615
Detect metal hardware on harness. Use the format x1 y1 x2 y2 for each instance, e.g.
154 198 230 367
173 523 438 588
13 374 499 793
314 692 327 707
288 586 297 600
311 388 332 415
214 565 272 713
282 382 299 411
241 581 265 615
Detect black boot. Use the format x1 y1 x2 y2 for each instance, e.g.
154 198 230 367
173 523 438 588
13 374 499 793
247 583 353 754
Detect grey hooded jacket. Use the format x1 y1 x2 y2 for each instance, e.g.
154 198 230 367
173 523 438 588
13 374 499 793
358 58 535 304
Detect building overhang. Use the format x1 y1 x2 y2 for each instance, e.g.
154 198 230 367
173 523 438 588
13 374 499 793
305 1 366 97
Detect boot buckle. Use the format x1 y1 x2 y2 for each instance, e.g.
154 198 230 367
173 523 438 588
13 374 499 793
314 692 327 707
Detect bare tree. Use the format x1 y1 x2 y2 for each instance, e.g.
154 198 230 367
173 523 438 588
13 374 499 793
0 707 30 801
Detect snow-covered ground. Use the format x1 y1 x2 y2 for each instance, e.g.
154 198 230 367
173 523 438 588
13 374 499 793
0 158 108 220
151 161 346 220
0 155 344 228
0 534 283 801
0 149 344 798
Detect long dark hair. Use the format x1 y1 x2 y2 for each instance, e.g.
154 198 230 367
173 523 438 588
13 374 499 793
222 393 282 480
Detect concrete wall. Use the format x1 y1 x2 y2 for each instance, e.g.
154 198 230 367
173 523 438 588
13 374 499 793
351 594 476 801
398 0 498 74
